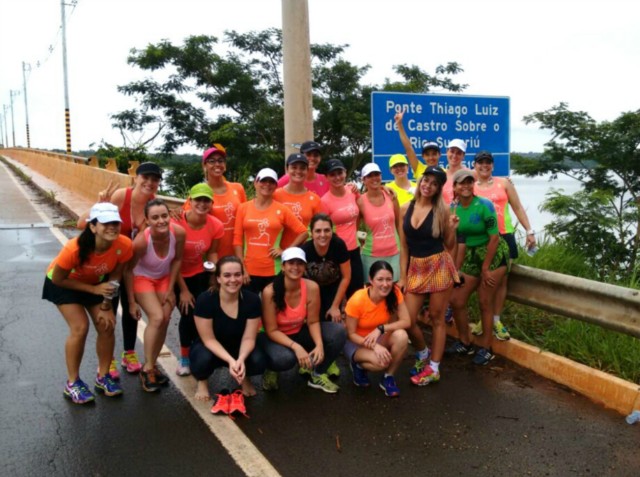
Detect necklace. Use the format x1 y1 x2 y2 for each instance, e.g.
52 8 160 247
476 178 494 186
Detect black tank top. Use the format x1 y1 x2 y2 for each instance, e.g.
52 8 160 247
402 201 444 258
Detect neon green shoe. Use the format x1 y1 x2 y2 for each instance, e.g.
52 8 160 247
493 320 511 341
298 366 312 376
308 373 339 394
262 369 279 391
327 360 340 378
471 321 483 336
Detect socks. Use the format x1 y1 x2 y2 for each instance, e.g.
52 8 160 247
430 361 440 374
417 347 430 360
180 346 190 359
493 315 501 324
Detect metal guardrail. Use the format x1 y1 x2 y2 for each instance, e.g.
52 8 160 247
508 264 640 339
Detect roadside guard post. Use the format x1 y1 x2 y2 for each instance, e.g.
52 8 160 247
371 92 510 181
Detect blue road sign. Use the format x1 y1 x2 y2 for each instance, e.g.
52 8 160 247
371 92 510 180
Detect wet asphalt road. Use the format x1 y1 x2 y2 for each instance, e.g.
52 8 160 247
1 161 639 477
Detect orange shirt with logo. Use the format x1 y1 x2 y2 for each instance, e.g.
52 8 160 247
273 188 321 249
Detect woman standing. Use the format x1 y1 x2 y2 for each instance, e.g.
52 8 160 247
44 203 133 404
126 199 186 392
273 153 322 249
191 256 266 402
320 159 364 298
472 150 536 340
184 145 247 259
78 162 163 376
233 168 308 294
278 140 329 197
446 170 510 366
398 167 459 385
386 154 417 206
259 247 347 393
357 163 402 281
172 183 224 376
344 261 410 397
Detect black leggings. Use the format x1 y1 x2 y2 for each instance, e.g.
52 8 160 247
111 275 137 352
189 340 267 381
346 248 364 298
174 272 210 348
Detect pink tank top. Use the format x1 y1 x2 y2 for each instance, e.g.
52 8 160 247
321 189 359 250
276 279 307 335
474 179 514 234
133 227 176 279
360 193 400 257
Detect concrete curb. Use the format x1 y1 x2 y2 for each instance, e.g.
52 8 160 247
445 323 640 415
3 154 639 416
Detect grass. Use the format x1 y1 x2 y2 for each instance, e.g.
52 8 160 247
466 238 640 384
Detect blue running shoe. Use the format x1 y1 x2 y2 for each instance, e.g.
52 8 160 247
409 351 430 377
472 347 495 366
444 306 454 324
95 373 123 397
63 378 95 404
350 360 370 387
379 375 400 397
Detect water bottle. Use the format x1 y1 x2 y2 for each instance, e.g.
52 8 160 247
625 410 640 424
526 246 538 257
103 280 120 301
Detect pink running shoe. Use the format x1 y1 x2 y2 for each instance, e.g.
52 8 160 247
120 350 142 374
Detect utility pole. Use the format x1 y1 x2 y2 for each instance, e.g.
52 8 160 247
9 90 18 147
61 0 72 154
22 62 31 148
281 0 313 159
0 108 4 147
2 105 9 146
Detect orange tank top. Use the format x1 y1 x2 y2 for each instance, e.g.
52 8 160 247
276 279 308 335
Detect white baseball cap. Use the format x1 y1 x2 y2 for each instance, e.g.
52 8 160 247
447 139 467 153
281 247 307 263
361 162 382 178
255 168 278 182
87 202 122 223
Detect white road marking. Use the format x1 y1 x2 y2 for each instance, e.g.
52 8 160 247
4 160 281 477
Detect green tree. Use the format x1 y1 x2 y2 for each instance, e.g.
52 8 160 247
519 103 640 281
112 29 466 177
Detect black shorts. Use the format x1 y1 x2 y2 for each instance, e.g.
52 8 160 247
42 277 103 307
500 232 519 260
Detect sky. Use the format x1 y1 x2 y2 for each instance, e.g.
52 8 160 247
0 0 639 155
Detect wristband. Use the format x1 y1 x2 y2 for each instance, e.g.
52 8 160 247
377 324 385 334
289 341 296 349
99 302 112 311
526 229 535 236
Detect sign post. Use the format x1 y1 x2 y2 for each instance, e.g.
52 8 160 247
371 92 510 180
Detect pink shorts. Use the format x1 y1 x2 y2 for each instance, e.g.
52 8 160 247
133 275 170 294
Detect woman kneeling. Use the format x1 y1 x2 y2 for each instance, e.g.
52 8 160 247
345 261 410 397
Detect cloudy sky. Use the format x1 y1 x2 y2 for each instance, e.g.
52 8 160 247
0 0 638 154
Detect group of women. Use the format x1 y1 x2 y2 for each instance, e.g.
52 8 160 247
44 137 535 406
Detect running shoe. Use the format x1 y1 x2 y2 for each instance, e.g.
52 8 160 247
410 365 441 386
445 340 475 356
379 375 400 397
211 390 231 415
63 378 95 405
140 369 161 393
493 320 511 341
176 357 191 377
228 390 248 416
350 360 370 387
472 347 496 366
120 350 142 374
409 351 430 377
327 360 341 378
298 366 312 377
471 321 483 336
154 366 169 386
94 373 123 397
262 370 279 391
308 373 340 394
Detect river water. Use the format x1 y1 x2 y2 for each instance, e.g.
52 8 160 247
510 173 582 234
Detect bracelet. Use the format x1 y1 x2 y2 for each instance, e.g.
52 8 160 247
526 229 535 236
289 341 296 349
377 324 385 334
99 302 112 311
